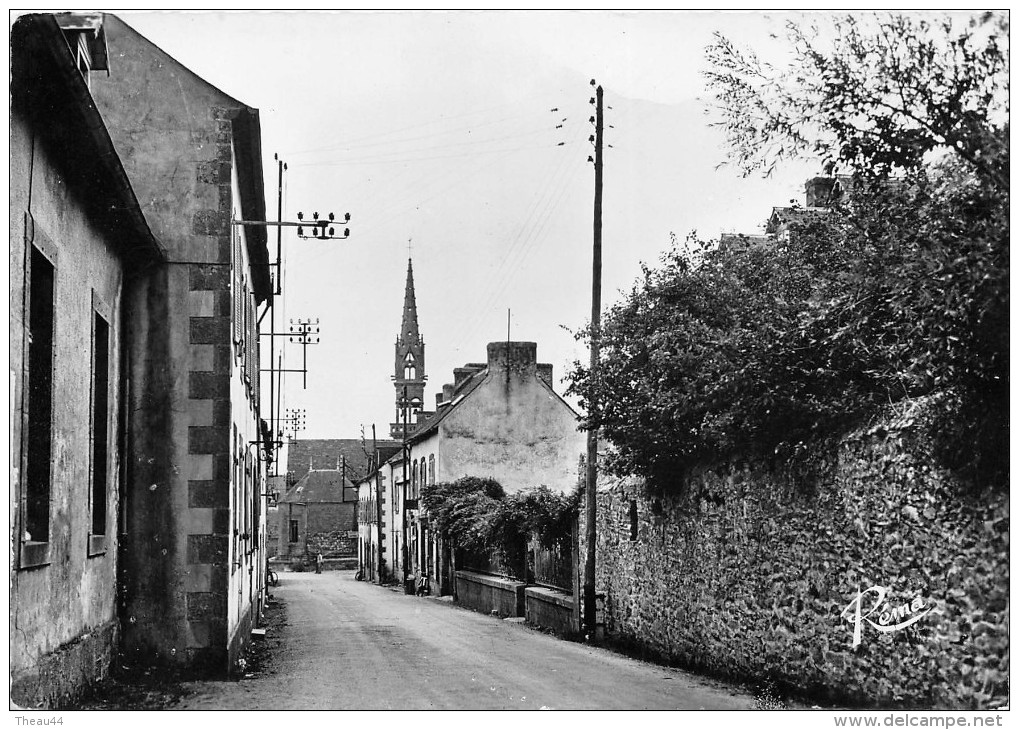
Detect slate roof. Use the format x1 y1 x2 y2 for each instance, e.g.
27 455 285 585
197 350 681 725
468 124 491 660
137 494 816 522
766 206 832 234
407 365 489 445
286 438 400 484
11 14 164 267
279 468 354 504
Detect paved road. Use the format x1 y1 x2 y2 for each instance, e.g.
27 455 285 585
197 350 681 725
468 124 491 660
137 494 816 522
176 571 756 710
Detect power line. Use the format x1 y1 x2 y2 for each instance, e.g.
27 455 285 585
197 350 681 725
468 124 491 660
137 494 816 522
281 97 557 156
447 122 588 354
447 132 582 349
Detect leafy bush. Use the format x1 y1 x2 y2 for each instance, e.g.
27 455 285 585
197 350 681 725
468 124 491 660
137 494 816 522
568 12 1008 490
421 478 579 578
420 476 504 552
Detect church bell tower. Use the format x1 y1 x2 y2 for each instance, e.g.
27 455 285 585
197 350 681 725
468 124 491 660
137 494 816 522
391 258 426 439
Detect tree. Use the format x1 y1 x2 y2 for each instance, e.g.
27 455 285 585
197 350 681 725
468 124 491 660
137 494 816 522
704 13 1008 187
568 12 1008 489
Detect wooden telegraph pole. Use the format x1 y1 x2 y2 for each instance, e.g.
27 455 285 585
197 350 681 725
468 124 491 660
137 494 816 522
583 81 604 637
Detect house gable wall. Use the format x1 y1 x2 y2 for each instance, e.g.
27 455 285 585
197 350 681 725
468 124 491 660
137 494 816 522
436 369 583 493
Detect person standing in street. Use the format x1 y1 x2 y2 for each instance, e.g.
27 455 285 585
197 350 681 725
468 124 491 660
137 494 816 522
315 552 323 574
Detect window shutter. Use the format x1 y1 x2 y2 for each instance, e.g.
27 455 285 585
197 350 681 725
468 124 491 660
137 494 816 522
233 231 243 351
243 283 251 385
246 293 256 396
252 309 260 407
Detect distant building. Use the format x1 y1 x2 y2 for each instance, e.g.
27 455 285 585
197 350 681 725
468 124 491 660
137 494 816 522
285 438 395 488
721 176 850 247
356 443 403 583
277 467 359 568
265 473 287 558
283 439 399 571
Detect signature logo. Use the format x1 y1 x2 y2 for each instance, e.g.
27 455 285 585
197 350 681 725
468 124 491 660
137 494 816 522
841 585 935 647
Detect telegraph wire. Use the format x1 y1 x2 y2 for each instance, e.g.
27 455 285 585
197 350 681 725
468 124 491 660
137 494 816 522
447 120 589 354
452 148 587 353
281 97 561 156
448 126 584 348
290 132 566 168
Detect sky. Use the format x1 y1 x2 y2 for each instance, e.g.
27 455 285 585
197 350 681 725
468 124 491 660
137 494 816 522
113 10 831 444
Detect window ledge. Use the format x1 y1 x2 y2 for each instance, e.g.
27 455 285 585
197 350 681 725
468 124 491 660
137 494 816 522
87 534 107 557
19 541 50 569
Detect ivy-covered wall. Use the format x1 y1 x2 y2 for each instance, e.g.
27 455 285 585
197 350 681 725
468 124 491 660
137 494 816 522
587 398 1008 708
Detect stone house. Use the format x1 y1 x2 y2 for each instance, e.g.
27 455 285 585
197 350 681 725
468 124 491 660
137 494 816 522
9 14 165 706
277 468 359 568
355 258 584 593
9 13 274 695
81 13 274 676
284 438 390 488
264 473 286 558
410 341 585 594
361 340 585 595
355 444 403 584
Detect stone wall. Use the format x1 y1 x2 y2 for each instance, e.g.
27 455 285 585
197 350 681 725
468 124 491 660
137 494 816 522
584 398 1008 709
307 529 357 558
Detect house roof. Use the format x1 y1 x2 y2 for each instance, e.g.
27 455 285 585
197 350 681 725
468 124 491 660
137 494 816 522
11 13 164 268
68 13 271 300
287 438 401 484
718 233 774 252
766 206 832 234
279 468 354 504
407 365 489 445
232 107 272 304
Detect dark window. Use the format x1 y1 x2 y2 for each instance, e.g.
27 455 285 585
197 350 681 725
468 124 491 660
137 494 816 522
91 312 110 537
26 246 55 545
629 500 638 541
289 520 299 543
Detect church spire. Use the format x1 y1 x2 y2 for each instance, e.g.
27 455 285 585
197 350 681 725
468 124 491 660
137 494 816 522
400 258 420 344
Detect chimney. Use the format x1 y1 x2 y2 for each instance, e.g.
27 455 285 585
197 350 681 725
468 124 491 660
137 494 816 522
537 363 554 388
805 177 837 207
453 368 475 392
486 341 537 378
442 383 455 402
435 392 444 408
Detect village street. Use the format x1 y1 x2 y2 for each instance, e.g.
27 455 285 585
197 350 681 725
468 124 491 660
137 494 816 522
173 571 756 711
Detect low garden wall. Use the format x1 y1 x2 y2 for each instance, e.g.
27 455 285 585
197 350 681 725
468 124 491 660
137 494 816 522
584 398 1008 709
455 571 525 618
524 586 578 636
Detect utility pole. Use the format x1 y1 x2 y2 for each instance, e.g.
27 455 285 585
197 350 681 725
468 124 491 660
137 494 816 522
289 319 320 389
584 80 604 637
232 159 351 471
269 154 285 473
372 424 384 582
401 386 410 593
